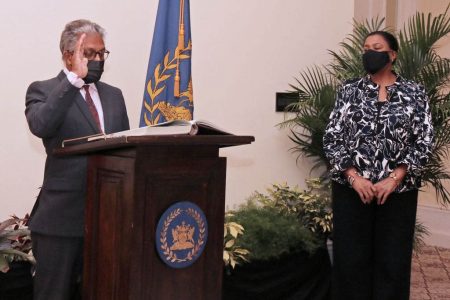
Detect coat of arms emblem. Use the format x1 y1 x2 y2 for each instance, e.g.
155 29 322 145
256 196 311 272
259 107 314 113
156 201 208 268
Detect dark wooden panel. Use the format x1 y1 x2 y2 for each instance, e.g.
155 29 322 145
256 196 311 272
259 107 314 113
84 155 135 300
137 157 226 300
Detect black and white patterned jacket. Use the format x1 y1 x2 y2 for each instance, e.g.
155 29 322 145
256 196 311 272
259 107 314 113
323 74 434 192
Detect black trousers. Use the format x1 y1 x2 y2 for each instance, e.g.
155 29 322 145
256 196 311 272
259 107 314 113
31 232 83 300
331 181 417 300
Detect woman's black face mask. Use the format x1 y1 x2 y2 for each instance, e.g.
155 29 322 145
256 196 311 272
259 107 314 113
362 50 391 75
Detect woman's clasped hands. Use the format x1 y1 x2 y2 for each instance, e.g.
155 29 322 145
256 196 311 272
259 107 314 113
345 167 405 205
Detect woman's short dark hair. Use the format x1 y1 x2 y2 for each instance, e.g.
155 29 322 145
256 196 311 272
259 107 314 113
365 31 399 52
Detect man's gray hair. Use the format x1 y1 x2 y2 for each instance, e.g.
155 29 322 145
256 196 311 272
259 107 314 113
60 19 105 54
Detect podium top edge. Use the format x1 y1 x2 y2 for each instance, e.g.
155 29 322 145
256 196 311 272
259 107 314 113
54 135 255 156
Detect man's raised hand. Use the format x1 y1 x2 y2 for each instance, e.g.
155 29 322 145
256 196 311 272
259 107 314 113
71 33 88 78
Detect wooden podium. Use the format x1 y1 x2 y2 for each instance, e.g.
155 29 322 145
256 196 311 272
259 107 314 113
55 135 254 300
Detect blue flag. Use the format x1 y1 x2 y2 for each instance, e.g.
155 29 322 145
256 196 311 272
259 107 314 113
139 0 193 126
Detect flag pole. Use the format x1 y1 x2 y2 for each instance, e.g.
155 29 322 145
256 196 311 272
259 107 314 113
174 0 185 98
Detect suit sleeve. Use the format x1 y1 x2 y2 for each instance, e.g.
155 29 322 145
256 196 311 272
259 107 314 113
118 89 130 131
25 77 80 138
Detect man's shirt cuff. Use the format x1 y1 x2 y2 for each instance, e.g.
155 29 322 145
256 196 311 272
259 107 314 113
66 71 85 88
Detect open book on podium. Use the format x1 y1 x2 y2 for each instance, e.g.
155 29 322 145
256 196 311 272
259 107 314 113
62 119 232 147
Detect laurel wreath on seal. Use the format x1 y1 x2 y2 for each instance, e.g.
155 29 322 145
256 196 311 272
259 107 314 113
160 207 206 263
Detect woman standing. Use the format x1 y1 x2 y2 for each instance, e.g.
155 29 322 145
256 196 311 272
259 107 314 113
323 31 433 300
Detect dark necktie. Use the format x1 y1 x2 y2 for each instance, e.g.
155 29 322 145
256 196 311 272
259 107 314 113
83 85 102 132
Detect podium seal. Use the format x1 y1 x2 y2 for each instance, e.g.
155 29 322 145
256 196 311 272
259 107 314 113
156 201 208 268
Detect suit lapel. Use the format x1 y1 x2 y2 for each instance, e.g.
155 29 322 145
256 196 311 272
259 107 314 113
56 71 105 135
96 82 112 133
73 89 102 134
57 71 100 133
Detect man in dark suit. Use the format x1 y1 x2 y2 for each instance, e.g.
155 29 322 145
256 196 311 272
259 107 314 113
25 19 130 300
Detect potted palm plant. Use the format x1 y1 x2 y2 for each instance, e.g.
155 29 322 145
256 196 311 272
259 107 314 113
281 7 450 205
0 214 35 300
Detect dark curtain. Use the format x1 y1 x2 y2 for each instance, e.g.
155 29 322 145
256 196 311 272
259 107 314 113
223 248 331 300
0 261 33 300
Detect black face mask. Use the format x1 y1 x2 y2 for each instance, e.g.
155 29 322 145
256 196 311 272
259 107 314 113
83 60 104 84
362 50 391 75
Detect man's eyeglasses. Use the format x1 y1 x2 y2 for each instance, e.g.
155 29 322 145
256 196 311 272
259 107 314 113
83 49 110 61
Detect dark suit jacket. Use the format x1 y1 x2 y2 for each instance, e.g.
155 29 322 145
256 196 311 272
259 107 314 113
25 71 130 236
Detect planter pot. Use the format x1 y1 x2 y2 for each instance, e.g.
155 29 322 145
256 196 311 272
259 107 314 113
0 261 33 300
223 247 331 300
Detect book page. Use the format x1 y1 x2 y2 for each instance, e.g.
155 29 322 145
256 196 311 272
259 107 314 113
87 122 194 141
76 120 233 143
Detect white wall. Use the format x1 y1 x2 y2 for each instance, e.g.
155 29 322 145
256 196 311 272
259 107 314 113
0 1 355 220
191 1 354 209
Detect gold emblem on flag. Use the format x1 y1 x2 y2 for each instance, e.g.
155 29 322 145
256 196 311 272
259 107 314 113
158 102 192 121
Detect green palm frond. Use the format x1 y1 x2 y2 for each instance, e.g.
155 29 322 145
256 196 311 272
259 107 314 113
328 17 385 80
401 5 450 54
418 57 450 95
431 92 450 129
280 66 336 173
397 5 450 80
287 65 336 101
396 43 432 80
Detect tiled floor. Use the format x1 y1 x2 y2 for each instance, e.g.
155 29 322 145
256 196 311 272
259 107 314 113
411 245 450 300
